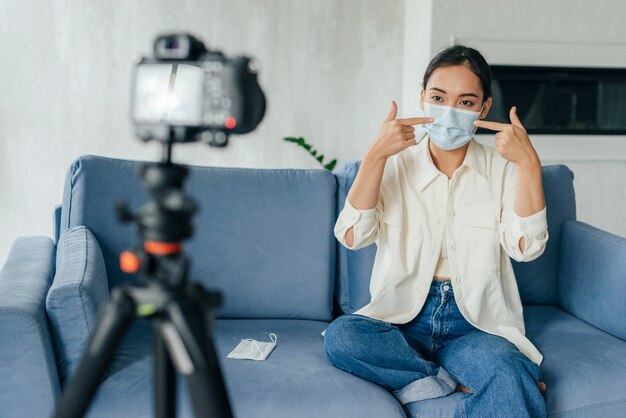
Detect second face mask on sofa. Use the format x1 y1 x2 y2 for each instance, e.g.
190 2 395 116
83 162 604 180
227 333 278 361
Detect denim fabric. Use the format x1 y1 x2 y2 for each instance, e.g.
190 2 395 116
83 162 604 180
324 279 547 417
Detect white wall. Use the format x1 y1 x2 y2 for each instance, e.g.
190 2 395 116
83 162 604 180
0 0 405 264
2 0 625 266
428 0 626 238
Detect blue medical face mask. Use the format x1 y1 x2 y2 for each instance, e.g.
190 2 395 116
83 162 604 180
423 102 484 150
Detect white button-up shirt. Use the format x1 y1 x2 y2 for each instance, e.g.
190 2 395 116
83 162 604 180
334 133 549 365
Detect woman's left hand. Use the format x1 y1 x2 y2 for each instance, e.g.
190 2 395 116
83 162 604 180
473 106 540 168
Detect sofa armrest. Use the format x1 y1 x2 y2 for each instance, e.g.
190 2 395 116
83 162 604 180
558 220 626 341
0 236 60 417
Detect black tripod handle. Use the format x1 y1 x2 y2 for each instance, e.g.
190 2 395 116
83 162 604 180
53 288 136 418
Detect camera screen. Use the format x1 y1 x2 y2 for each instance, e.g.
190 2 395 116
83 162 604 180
132 63 204 125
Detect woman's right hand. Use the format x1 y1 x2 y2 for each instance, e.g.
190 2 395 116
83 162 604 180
367 100 434 160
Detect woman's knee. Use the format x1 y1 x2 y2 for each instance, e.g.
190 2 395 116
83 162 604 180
488 350 541 389
449 334 539 387
324 314 389 363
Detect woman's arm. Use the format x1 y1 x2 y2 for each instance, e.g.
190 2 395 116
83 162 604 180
514 160 546 253
342 153 387 247
475 106 548 260
334 100 432 249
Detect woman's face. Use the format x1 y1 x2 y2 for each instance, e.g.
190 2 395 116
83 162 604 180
420 64 492 119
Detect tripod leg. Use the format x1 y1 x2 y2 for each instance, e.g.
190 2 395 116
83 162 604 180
155 327 176 418
165 299 234 418
53 288 136 418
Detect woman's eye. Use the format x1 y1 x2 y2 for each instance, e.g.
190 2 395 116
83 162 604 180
460 100 474 107
432 96 443 102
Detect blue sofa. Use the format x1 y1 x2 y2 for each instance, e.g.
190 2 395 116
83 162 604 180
1 154 624 418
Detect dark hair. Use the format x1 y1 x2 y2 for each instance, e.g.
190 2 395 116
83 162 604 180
422 45 492 102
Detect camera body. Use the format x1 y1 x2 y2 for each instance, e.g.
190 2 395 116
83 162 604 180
131 33 266 146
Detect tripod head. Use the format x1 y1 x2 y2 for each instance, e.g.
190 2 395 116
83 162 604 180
116 142 198 289
117 32 265 287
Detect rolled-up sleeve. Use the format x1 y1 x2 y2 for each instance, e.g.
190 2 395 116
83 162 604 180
334 194 383 250
498 163 549 262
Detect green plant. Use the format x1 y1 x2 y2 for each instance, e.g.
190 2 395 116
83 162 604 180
283 136 337 171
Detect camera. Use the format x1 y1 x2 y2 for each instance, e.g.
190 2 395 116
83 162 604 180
131 33 266 147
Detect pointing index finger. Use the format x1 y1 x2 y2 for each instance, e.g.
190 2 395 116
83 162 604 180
397 117 434 126
473 119 510 132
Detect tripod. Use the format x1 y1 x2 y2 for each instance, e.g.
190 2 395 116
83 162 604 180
53 143 234 418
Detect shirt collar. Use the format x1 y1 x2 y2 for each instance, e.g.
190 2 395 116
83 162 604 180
413 134 488 192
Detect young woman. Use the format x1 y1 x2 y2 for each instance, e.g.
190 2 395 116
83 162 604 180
325 45 549 417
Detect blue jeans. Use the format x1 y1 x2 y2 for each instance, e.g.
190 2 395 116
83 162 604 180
324 279 547 417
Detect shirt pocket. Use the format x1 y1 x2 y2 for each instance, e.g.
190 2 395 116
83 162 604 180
381 209 422 238
380 209 423 276
466 205 501 272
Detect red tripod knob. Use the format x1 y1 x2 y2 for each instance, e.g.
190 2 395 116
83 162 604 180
120 251 141 273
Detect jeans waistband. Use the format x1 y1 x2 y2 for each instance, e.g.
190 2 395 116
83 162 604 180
430 279 453 292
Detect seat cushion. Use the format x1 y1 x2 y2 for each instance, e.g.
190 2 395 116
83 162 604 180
523 305 626 417
84 319 405 418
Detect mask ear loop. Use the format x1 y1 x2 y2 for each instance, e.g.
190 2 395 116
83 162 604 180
472 103 486 135
243 334 278 359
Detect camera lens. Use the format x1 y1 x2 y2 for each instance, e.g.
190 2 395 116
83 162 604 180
165 38 179 50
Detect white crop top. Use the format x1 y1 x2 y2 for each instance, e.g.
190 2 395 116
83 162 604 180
434 232 450 278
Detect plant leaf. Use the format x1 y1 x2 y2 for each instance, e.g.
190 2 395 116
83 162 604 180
325 159 337 171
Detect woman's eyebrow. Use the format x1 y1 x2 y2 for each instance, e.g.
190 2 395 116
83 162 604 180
429 87 479 98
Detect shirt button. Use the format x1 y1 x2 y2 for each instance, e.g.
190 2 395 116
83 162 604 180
451 244 457 251
455 277 461 283
449 210 455 217
521 224 528 230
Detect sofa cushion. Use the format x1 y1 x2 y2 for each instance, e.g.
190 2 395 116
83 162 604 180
60 155 337 321
46 225 109 382
333 161 576 313
82 319 405 418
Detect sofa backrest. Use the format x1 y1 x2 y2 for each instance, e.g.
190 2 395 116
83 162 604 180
333 161 576 314
60 155 337 321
